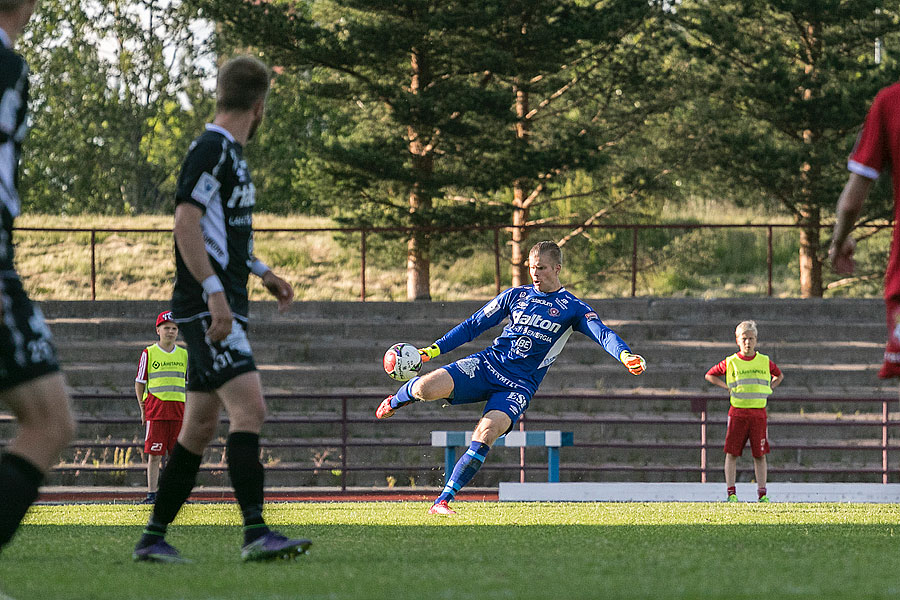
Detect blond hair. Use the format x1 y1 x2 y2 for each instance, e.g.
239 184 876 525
735 320 758 337
529 240 562 266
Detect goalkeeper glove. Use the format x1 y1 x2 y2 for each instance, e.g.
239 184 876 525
418 343 441 362
619 350 646 376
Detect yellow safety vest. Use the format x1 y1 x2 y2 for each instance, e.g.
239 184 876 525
725 352 772 409
142 344 187 403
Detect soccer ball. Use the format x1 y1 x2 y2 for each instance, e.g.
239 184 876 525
383 343 422 382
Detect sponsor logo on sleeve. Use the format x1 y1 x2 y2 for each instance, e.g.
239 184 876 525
191 172 220 206
585 312 598 321
484 297 501 317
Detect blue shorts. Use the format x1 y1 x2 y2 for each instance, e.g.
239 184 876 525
443 351 534 430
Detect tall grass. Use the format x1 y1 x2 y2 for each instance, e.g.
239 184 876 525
13 203 884 301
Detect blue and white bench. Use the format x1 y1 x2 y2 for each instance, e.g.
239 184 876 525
431 430 574 484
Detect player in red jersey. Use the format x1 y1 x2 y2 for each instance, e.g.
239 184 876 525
705 321 783 503
830 82 900 378
134 312 187 504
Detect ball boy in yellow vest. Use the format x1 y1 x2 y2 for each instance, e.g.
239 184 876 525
705 321 783 503
135 311 187 503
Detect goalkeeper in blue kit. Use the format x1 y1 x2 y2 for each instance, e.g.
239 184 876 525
376 241 646 514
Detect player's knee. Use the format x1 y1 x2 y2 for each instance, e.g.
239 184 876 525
55 409 76 447
410 378 428 401
410 371 452 402
230 403 266 432
181 417 218 449
18 396 75 449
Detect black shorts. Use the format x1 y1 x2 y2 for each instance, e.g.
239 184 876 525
177 313 257 392
0 276 60 391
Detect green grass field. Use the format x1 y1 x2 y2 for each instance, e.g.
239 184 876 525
1 502 899 600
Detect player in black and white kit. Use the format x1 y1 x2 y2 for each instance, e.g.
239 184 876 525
0 0 76 552
133 56 311 563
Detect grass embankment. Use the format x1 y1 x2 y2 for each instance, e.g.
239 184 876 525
1 502 898 600
13 200 886 301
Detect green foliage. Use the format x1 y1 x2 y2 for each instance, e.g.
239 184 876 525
19 0 213 214
669 1 900 295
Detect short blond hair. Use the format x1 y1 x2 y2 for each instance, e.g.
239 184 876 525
529 241 562 266
735 320 758 337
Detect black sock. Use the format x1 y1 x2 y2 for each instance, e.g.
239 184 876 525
136 442 202 549
226 432 270 544
0 453 44 549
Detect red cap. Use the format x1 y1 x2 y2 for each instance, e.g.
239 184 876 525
156 311 175 327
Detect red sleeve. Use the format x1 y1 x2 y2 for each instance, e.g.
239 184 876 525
706 359 727 378
135 349 148 383
769 360 782 378
849 89 888 180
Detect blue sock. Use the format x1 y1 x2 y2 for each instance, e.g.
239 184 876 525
436 441 491 503
390 377 420 409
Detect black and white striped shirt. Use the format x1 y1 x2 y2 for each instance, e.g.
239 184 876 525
172 124 257 320
0 29 29 275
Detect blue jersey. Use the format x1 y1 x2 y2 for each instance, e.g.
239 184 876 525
434 285 631 393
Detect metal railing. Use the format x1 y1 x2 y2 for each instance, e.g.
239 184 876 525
15 221 890 300
7 392 897 489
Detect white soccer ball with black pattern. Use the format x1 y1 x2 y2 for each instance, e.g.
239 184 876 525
383 342 422 382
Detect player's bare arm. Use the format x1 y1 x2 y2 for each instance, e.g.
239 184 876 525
705 373 728 390
829 173 873 274
135 381 146 425
772 373 784 389
174 202 232 341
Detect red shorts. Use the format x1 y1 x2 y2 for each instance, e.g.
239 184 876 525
724 407 769 458
144 420 182 455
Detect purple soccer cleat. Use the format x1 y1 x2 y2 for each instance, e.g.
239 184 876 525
240 531 312 562
132 538 192 564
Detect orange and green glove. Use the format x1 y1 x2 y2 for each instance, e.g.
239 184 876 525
418 343 441 362
620 350 646 375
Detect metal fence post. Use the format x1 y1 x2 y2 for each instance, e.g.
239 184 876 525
494 228 501 295
631 227 638 297
519 413 526 483
360 230 367 302
90 229 96 301
883 399 889 484
341 397 348 491
767 225 774 297
691 397 708 483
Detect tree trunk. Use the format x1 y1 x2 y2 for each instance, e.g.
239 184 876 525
406 185 432 301
406 49 433 301
798 204 822 298
511 187 528 286
797 22 824 298
510 86 530 287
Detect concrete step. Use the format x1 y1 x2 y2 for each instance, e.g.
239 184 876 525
44 316 886 346
57 358 895 394
54 336 886 366
37 298 885 323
